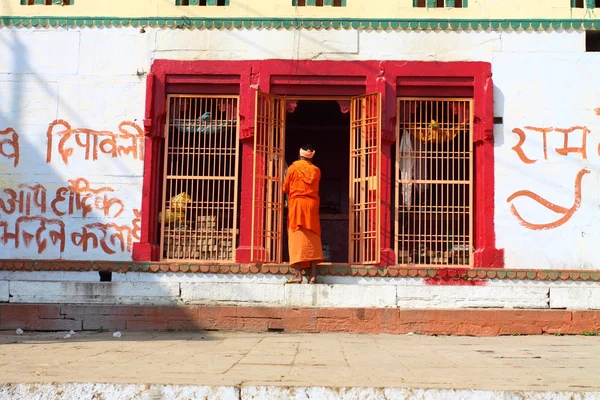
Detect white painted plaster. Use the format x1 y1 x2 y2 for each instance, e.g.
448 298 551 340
396 286 549 309
0 384 238 400
493 52 600 270
0 28 80 75
549 287 600 310
499 30 585 53
0 280 8 302
180 282 285 305
0 26 598 272
284 283 397 308
154 28 359 60
4 279 586 309
0 271 101 282
8 281 180 305
358 30 502 62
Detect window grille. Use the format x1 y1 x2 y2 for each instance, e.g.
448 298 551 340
251 93 286 264
21 0 72 5
175 0 229 6
413 0 467 7
293 0 346 6
571 0 599 7
395 98 473 267
349 93 381 265
160 95 240 262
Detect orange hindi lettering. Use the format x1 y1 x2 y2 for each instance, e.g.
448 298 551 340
510 128 536 164
506 168 590 230
0 128 20 167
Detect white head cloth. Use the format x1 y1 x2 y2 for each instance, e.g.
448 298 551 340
299 148 315 159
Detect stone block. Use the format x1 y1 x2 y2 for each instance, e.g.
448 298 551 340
0 281 8 303
500 30 585 53
54 81 145 131
8 281 180 305
180 282 285 305
358 30 501 61
396 286 549 309
285 284 397 308
155 29 358 59
0 29 80 75
550 287 600 310
0 81 60 126
78 28 153 76
0 384 238 400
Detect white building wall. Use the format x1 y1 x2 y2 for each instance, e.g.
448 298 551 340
1 27 599 269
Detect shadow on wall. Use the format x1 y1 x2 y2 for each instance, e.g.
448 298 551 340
493 84 505 148
0 2 144 272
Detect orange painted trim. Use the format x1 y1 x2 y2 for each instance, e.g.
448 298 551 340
0 260 599 281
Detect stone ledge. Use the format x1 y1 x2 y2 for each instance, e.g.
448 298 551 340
0 281 8 303
1 304 598 336
550 287 600 309
3 281 600 309
1 260 599 282
2 384 599 400
8 281 180 306
397 286 549 309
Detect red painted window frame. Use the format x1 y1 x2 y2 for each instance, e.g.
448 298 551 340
133 60 504 268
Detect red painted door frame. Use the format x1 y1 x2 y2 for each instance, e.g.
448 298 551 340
133 59 504 268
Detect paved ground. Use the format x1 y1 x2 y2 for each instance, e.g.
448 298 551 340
0 330 599 397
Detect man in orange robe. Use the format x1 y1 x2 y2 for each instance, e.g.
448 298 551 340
283 145 323 284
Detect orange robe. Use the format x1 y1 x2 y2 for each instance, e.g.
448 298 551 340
283 160 323 269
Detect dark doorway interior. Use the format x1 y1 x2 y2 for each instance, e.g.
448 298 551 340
283 100 350 263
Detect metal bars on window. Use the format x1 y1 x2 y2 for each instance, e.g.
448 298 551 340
395 98 473 267
175 0 229 6
160 95 240 262
349 93 381 265
293 0 346 6
251 92 286 264
21 0 72 5
413 0 467 7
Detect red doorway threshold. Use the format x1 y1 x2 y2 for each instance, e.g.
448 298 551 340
1 304 598 336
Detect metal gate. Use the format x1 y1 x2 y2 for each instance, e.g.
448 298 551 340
349 93 381 265
395 97 473 267
160 95 240 262
251 92 286 263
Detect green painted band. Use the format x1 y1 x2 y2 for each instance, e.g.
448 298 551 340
0 16 598 31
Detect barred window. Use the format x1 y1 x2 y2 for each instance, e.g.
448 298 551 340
414 0 467 7
395 98 473 267
572 0 600 7
293 0 346 6
21 0 72 5
160 95 240 262
176 0 229 6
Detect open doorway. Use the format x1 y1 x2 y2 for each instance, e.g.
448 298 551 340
283 99 351 263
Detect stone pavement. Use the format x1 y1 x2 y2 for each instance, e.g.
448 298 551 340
0 330 599 399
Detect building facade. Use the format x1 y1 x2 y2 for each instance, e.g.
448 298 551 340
1 1 600 330
2 0 600 269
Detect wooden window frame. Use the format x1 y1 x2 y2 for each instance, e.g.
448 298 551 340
136 60 503 268
159 95 240 263
395 98 474 267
